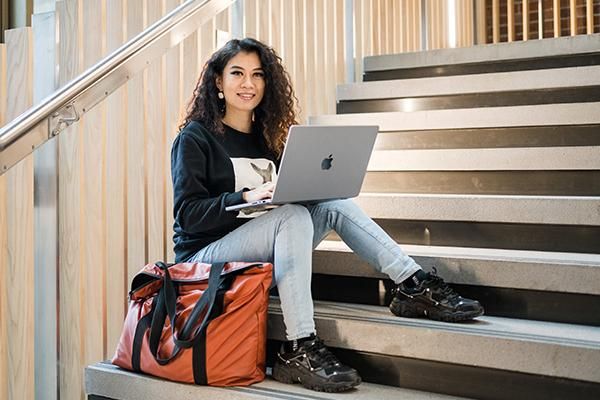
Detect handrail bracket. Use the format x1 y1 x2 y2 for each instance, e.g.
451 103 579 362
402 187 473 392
50 103 80 137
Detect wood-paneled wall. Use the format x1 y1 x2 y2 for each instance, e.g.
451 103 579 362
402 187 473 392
1 0 586 399
487 0 599 43
0 41 6 400
1 27 35 400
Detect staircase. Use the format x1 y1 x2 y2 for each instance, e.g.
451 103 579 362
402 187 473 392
86 34 600 400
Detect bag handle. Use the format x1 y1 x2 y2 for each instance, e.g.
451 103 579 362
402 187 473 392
148 261 228 365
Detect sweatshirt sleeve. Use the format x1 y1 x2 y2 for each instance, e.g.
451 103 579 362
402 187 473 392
171 131 246 235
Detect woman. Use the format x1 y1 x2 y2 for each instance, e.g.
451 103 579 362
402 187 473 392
171 38 483 393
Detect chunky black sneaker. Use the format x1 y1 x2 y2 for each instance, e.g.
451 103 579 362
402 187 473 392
272 336 361 392
390 268 484 322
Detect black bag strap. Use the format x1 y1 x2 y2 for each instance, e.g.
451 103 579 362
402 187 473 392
131 296 157 372
148 261 228 365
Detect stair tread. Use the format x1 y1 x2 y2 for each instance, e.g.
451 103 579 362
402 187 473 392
268 299 600 382
367 147 600 171
270 299 600 346
86 362 469 400
352 193 600 226
314 241 600 295
317 240 600 265
310 102 600 130
338 65 600 101
363 34 600 71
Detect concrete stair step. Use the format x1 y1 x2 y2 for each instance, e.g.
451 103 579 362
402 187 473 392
313 240 600 295
267 299 600 383
85 362 468 400
352 193 600 226
363 34 600 80
367 147 600 171
339 65 600 101
309 102 600 131
370 125 600 151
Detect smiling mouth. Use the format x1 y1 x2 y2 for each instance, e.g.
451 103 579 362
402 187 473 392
238 93 255 100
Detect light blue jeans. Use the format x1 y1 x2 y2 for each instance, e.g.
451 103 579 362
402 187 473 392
189 199 421 340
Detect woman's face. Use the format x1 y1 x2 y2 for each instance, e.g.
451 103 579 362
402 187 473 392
216 51 265 115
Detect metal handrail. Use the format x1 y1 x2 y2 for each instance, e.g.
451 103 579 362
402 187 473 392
0 0 234 174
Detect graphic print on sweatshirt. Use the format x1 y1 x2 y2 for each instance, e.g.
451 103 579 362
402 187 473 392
231 157 278 218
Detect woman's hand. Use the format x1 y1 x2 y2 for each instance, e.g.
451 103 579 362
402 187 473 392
243 182 275 203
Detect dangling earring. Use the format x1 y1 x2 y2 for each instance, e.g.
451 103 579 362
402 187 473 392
218 91 224 99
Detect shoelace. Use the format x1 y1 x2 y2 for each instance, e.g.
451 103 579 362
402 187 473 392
427 268 460 301
304 338 341 368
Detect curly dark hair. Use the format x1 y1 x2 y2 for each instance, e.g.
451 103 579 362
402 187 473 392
180 38 298 158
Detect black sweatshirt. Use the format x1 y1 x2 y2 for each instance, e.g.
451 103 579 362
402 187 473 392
171 120 278 263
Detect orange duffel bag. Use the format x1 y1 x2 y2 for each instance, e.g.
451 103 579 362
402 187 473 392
112 261 273 386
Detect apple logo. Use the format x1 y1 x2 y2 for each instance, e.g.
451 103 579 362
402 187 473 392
321 154 333 170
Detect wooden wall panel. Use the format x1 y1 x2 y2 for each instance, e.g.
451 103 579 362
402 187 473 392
523 0 530 40
216 6 231 33
199 20 214 69
508 0 515 41
127 0 147 285
245 0 258 39
554 0 560 37
258 0 269 42
82 0 106 368
373 0 380 54
325 0 335 113
334 0 345 86
493 0 500 42
428 0 449 49
0 40 7 400
413 0 423 51
0 44 5 125
5 27 34 400
146 0 166 264
164 0 182 264
270 0 282 53
476 0 487 44
354 0 363 81
293 0 307 122
392 0 400 53
282 0 294 68
384 0 392 54
305 0 316 117
57 1 83 399
316 0 326 113
182 29 199 118
457 0 475 47
105 0 127 358
587 0 593 33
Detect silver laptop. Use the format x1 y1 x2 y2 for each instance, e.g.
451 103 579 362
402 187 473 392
225 125 378 212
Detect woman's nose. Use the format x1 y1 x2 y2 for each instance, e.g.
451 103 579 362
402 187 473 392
241 75 254 88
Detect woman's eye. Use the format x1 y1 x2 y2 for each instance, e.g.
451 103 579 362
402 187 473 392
231 71 242 76
254 72 264 78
